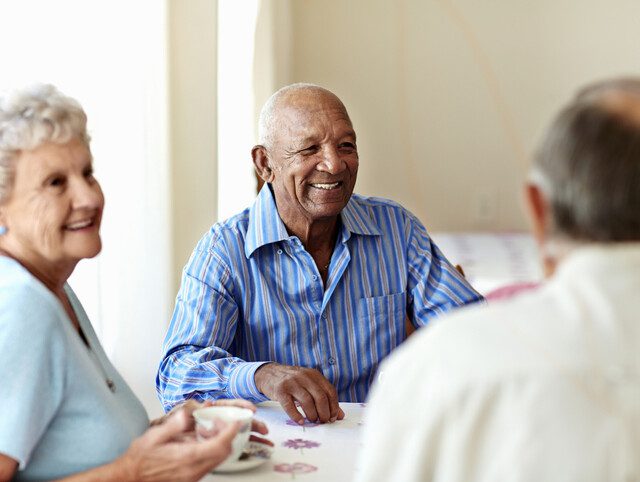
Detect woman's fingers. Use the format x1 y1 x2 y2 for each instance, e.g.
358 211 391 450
143 409 191 446
193 421 239 462
251 418 269 435
249 434 274 446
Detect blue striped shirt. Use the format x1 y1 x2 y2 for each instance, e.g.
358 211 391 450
156 186 482 410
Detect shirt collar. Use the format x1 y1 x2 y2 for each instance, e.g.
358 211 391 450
339 194 381 238
245 185 292 258
556 242 640 279
245 186 381 258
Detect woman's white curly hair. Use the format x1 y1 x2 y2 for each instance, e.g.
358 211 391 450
0 84 90 203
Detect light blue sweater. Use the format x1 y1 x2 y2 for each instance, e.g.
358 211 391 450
0 256 149 480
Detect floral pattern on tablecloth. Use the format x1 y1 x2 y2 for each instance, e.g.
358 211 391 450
203 402 364 481
283 438 321 454
274 462 318 478
285 419 320 432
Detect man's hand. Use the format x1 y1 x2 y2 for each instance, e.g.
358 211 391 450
255 363 345 424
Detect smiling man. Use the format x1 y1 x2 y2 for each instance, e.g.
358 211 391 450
156 84 482 423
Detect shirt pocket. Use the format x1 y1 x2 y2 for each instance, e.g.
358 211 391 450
355 291 407 376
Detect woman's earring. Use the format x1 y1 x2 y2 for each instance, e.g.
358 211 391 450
0 226 7 236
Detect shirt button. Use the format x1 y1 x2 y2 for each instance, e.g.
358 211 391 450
328 357 336 365
312 274 318 281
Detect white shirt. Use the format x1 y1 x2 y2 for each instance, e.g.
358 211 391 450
355 245 640 482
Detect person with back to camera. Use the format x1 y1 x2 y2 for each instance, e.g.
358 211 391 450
0 84 268 482
355 77 640 481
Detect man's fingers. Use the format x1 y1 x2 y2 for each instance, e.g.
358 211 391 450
302 382 332 423
290 387 320 423
328 393 341 422
279 395 305 424
322 381 341 422
305 371 340 423
256 363 342 424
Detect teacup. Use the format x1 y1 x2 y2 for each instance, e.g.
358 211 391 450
193 406 253 466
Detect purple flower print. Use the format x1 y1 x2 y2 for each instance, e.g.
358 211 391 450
283 438 321 454
283 438 321 450
274 462 318 478
285 419 320 432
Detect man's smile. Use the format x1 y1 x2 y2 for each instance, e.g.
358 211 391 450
309 181 342 190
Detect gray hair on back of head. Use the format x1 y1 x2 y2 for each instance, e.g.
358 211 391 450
0 84 89 204
531 77 640 242
257 82 344 149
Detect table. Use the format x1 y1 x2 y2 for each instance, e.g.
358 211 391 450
202 401 365 481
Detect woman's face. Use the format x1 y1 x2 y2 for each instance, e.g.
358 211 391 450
0 138 104 274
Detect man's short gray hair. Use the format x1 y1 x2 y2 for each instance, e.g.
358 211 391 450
0 84 89 204
531 78 640 242
257 83 345 148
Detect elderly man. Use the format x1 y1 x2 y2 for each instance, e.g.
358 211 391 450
356 78 640 481
157 83 482 424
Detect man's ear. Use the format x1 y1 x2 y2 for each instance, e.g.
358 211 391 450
252 145 275 183
523 183 549 248
524 182 561 278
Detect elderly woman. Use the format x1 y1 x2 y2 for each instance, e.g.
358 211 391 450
0 85 267 481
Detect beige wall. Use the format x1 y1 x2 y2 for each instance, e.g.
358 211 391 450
254 0 294 123
285 0 640 232
169 0 218 292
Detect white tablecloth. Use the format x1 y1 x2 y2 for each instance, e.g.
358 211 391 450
202 401 365 481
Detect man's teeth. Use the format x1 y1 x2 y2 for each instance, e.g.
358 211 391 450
311 182 340 190
66 219 92 230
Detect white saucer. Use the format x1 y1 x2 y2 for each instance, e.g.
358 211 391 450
212 441 273 474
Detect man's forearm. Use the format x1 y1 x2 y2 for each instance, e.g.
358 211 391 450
157 351 269 409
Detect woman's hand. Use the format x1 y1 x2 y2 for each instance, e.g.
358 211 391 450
151 398 273 447
116 408 238 482
200 399 272 446
0 453 18 482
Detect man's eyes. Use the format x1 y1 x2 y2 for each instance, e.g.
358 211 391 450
339 142 357 152
300 145 319 154
299 143 357 155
